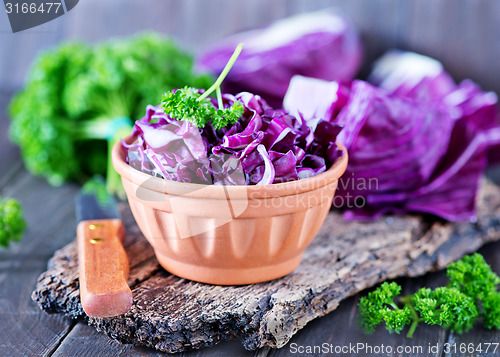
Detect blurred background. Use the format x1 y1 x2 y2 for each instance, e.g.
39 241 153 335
1 1 500 354
1 0 500 92
1 0 499 181
0 0 498 161
1 0 499 188
1 0 498 187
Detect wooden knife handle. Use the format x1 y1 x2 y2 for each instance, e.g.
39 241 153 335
77 219 132 318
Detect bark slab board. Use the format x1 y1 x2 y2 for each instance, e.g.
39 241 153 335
32 179 500 353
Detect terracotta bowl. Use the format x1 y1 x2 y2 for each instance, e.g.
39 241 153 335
112 137 348 285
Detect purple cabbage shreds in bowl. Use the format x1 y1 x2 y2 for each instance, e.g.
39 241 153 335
122 92 343 185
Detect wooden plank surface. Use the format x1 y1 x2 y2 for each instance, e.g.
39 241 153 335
2 1 500 355
0 169 78 356
268 283 450 357
0 137 498 357
269 241 500 357
0 90 76 356
52 322 266 357
31 178 500 354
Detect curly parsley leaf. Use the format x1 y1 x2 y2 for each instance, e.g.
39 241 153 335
358 253 500 337
160 43 245 130
412 287 478 334
447 253 500 330
0 196 27 248
358 282 410 334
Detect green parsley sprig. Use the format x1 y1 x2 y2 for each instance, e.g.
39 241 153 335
161 43 245 130
9 33 212 196
358 253 500 338
0 196 27 248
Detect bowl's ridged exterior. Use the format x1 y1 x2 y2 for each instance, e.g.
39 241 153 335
113 138 347 285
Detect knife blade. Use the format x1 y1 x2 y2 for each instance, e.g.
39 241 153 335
76 191 132 318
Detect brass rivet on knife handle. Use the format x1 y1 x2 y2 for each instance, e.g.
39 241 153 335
77 219 132 318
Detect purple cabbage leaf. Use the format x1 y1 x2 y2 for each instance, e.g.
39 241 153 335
197 10 362 108
125 92 343 186
284 53 500 221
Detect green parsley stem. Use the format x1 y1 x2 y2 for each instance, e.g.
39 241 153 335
405 299 421 338
216 86 224 110
399 295 412 305
407 319 419 338
197 43 244 102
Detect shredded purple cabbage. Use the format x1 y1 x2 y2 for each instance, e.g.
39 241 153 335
196 10 362 108
124 92 343 185
284 51 500 222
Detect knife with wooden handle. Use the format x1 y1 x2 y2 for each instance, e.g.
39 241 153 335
76 192 132 318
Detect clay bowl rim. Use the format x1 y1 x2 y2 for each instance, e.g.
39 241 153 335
112 135 348 200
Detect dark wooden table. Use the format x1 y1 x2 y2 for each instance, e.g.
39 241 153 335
2 1 500 355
